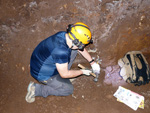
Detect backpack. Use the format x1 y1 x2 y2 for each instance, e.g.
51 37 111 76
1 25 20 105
118 51 150 86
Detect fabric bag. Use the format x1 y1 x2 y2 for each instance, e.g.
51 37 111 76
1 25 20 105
118 51 150 86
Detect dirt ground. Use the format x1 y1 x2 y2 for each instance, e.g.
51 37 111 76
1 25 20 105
0 0 150 113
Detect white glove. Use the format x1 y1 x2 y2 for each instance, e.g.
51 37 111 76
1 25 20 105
81 69 92 76
91 63 100 74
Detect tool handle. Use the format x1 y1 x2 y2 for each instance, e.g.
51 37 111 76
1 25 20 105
78 64 86 69
78 64 96 77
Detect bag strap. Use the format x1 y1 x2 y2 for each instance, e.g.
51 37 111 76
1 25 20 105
140 52 150 80
126 52 136 82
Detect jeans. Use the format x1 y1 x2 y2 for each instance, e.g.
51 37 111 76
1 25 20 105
35 50 77 97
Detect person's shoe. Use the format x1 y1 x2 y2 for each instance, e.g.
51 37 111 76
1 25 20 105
25 81 35 103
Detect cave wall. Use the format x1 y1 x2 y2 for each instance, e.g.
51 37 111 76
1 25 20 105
0 0 150 72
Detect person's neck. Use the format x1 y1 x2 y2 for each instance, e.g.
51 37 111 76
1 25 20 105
66 33 73 48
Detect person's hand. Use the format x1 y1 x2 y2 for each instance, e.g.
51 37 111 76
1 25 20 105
81 69 92 76
91 63 100 74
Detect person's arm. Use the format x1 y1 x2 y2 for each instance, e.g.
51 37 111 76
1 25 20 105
78 48 95 65
56 62 81 78
56 62 92 78
79 48 101 74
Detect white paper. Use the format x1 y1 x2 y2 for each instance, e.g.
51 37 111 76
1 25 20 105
114 86 144 111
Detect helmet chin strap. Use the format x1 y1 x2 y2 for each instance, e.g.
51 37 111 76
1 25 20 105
71 43 75 49
68 33 84 50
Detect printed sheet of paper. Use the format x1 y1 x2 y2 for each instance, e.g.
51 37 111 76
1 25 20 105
113 86 144 111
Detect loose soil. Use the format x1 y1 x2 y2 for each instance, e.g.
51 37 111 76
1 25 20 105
0 0 150 113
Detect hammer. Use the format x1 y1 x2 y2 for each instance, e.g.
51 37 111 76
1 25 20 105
78 64 99 82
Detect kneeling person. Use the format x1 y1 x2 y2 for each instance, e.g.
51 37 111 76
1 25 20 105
25 22 100 103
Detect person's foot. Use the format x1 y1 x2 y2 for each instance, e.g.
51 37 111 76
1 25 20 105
25 81 35 103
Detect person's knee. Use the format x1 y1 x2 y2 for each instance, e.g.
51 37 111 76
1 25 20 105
68 85 74 95
62 85 74 96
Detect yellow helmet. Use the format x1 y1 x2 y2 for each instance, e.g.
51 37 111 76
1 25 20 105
67 22 92 45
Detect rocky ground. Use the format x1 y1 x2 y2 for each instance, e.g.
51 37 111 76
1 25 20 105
0 0 150 113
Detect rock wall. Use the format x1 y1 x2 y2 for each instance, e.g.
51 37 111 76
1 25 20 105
0 0 150 113
0 0 150 71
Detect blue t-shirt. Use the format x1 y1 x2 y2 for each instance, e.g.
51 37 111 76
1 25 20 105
30 31 72 81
